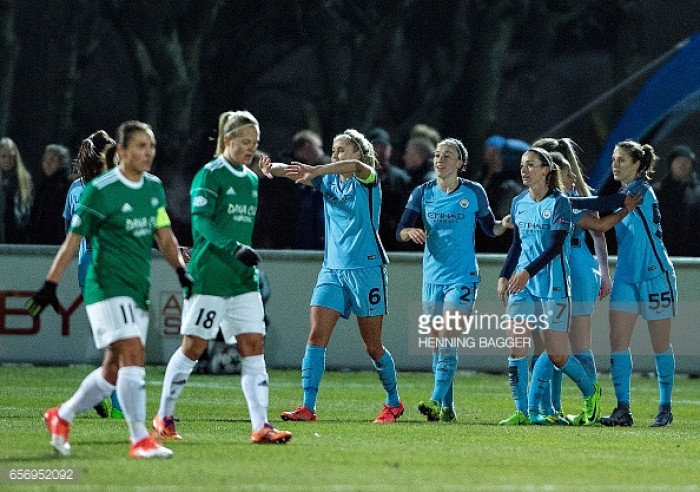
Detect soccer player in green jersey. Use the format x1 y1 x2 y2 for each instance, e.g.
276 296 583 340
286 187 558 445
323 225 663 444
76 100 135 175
27 121 193 459
152 110 292 445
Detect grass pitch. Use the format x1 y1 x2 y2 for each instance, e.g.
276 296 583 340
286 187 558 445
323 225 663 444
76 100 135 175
1 365 698 491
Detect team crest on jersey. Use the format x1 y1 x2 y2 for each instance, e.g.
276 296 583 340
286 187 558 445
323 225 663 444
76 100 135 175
193 196 207 207
459 198 469 208
151 197 159 207
226 187 236 195
252 190 258 198
121 203 133 213
541 209 551 219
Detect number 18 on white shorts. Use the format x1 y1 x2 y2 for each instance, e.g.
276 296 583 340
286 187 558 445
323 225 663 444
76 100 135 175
180 292 266 343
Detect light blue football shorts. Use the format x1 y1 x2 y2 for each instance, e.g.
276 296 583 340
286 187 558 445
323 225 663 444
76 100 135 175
311 266 388 319
506 289 571 332
610 271 677 320
422 281 479 316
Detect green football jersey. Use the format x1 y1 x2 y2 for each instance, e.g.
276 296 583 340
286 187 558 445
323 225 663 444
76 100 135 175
189 156 259 297
69 168 170 310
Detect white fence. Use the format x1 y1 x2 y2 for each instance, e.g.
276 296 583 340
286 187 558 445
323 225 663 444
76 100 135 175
1 245 698 374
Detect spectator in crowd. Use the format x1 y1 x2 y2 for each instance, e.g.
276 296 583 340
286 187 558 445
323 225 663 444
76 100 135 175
653 144 700 256
410 124 442 147
292 130 327 250
28 144 72 244
403 136 436 191
0 137 34 244
477 135 529 253
270 129 327 250
368 127 411 251
481 134 529 202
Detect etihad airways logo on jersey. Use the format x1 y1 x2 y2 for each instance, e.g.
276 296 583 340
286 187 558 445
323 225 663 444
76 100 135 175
517 221 551 230
126 216 156 237
427 212 465 223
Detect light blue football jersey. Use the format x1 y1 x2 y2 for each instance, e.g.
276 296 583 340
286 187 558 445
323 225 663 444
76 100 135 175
569 193 600 291
312 172 388 269
405 179 492 284
63 178 91 288
511 189 572 299
614 179 674 283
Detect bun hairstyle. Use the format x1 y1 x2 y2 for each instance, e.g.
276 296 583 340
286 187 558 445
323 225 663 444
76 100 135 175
215 110 259 157
615 139 659 181
438 138 469 171
334 129 379 169
533 137 591 197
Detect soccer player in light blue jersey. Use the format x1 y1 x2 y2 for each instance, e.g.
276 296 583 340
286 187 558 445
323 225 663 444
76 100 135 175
62 130 123 420
599 140 677 428
263 129 403 424
397 138 507 422
529 138 640 424
497 148 602 426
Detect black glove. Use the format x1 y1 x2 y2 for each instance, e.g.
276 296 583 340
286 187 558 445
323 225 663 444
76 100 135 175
234 244 261 267
176 267 194 299
25 281 60 317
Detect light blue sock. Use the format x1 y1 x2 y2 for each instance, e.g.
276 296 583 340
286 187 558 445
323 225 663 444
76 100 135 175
507 357 529 413
433 351 454 408
110 391 122 411
560 356 594 397
430 348 457 403
549 366 563 412
528 354 553 414
610 349 632 406
373 348 400 407
301 344 326 412
443 382 454 409
574 349 597 383
655 346 675 407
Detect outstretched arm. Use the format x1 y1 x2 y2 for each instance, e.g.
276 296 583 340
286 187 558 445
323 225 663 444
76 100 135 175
285 159 374 185
258 155 295 180
576 193 641 232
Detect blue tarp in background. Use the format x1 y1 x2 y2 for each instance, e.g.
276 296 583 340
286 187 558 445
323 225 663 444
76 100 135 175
591 33 700 188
